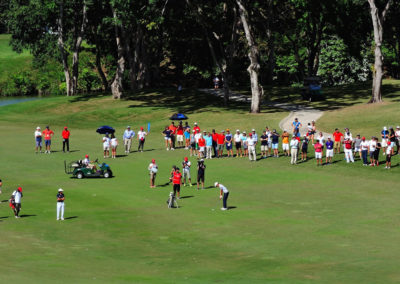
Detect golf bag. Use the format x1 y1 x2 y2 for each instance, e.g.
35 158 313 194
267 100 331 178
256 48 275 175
166 192 178 208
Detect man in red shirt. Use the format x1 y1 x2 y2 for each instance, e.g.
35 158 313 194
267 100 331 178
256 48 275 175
198 133 206 158
42 126 54 154
169 122 177 150
332 128 344 154
176 122 184 148
193 122 200 134
217 130 225 158
212 129 219 157
62 126 70 153
172 168 182 199
314 139 323 166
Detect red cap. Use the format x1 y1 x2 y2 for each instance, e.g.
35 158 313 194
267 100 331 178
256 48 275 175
18 187 22 192
64 126 68 129
152 159 155 163
249 133 253 136
85 154 89 158
184 157 188 161
362 136 365 140
140 127 144 130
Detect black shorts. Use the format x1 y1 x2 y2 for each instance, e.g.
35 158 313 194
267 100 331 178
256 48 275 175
197 174 204 182
235 142 241 149
373 150 380 160
190 142 196 148
302 148 308 154
173 184 180 194
386 155 391 162
369 151 375 158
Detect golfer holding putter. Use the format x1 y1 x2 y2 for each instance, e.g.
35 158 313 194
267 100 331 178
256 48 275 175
214 182 229 210
57 188 65 220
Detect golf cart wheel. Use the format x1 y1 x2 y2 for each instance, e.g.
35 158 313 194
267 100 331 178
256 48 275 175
76 172 84 179
104 171 111 178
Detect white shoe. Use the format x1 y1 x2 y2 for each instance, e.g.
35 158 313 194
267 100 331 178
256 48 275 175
166 148 169 151
61 218 64 220
57 218 60 220
221 208 227 211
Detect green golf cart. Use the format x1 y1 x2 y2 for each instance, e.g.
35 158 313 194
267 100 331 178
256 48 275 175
64 160 112 179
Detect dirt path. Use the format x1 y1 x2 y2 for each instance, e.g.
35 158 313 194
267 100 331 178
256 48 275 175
198 88 330 137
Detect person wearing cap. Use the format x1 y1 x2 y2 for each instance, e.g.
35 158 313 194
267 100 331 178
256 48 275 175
214 182 229 211
137 127 147 152
265 127 273 157
193 122 200 134
290 135 299 164
385 143 393 169
172 168 182 199
34 126 43 153
332 128 343 154
189 130 196 156
162 126 173 151
194 130 202 155
42 126 54 154
10 187 23 218
225 129 233 157
56 188 65 221
353 134 362 160
211 129 218 157
368 136 377 166
381 126 389 155
292 118 302 136
325 137 334 165
247 133 257 161
61 126 70 153
197 159 206 190
184 127 191 149
169 121 177 149
271 129 280 157
251 129 258 144
395 126 400 155
344 138 354 163
198 133 206 158
148 159 158 188
110 133 118 159
281 130 290 156
217 130 225 158
389 127 396 155
182 157 192 186
313 139 323 166
301 134 309 162
103 134 111 158
260 130 268 159
360 136 369 166
373 137 382 166
123 126 135 154
204 132 213 159
234 129 243 157
83 154 97 171
241 131 248 157
344 128 353 141
176 122 184 148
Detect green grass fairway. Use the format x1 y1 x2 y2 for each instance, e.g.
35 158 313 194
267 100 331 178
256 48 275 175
1 89 400 283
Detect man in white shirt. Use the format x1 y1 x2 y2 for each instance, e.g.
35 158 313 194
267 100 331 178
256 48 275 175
251 129 258 144
215 182 229 210
103 134 111 158
34 126 42 153
290 136 299 164
234 129 243 157
266 127 272 157
395 126 400 155
137 127 147 152
360 136 369 166
247 133 256 161
123 126 135 154
182 157 192 187
148 159 158 188
369 137 377 166
11 187 23 218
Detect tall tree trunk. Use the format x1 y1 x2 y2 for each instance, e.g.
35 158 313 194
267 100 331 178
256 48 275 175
236 0 262 113
71 0 88 95
57 0 72 96
110 7 125 99
121 25 136 91
368 0 392 103
95 48 109 91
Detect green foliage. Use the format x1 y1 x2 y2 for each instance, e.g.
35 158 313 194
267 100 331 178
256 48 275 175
318 36 371 86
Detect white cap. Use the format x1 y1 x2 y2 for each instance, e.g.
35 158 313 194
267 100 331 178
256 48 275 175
284 129 287 132
214 182 219 187
127 126 131 128
397 126 400 128
194 122 198 125
236 129 240 132
58 188 63 192
328 136 331 139
36 126 40 130
252 129 255 131
384 126 387 130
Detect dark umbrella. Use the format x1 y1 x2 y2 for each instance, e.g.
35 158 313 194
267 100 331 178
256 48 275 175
96 125 115 134
169 113 188 120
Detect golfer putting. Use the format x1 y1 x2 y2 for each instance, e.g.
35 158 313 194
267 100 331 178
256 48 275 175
214 182 229 211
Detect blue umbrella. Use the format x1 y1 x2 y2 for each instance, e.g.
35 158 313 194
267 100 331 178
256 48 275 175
96 125 115 134
169 113 188 120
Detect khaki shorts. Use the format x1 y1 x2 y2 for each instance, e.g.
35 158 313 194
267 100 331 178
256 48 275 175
334 141 341 149
177 135 184 142
261 145 268 151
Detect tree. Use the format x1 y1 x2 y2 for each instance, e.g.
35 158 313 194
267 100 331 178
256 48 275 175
368 0 393 103
236 0 263 113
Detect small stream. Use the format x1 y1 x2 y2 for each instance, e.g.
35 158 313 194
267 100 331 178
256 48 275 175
0 97 40 107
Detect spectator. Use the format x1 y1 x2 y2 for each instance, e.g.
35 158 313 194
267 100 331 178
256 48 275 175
42 126 54 154
247 133 256 161
395 126 400 154
34 126 43 153
234 129 243 158
182 157 192 187
325 137 334 165
374 137 382 166
176 122 184 148
381 126 389 155
360 136 369 166
281 130 290 156
369 136 377 166
225 129 233 157
110 133 118 159
290 135 299 164
241 132 248 157
271 129 280 157
184 128 191 149
197 159 206 190
212 129 219 157
344 138 354 163
148 159 158 188
301 134 309 162
169 122 177 149
353 134 362 160
389 127 396 155
137 127 147 152
217 130 225 158
193 122 200 133
292 118 302 136
189 130 196 157
205 132 213 159
62 126 70 153
260 131 268 159
198 132 206 158
385 144 392 169
332 128 343 154
103 134 111 158
314 139 323 166
162 126 173 151
123 126 135 154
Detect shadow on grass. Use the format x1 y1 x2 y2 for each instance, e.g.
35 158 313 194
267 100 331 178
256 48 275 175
180 195 194 199
1 199 8 202
227 206 237 210
115 154 127 158
20 214 36 218
65 216 78 220
69 92 106 103
157 182 171 188
0 216 9 219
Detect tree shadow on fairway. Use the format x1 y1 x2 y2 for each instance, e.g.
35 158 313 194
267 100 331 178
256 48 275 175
65 216 78 220
20 214 36 218
180 195 194 199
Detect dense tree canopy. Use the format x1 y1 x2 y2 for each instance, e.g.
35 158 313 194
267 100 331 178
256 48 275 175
1 0 400 111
